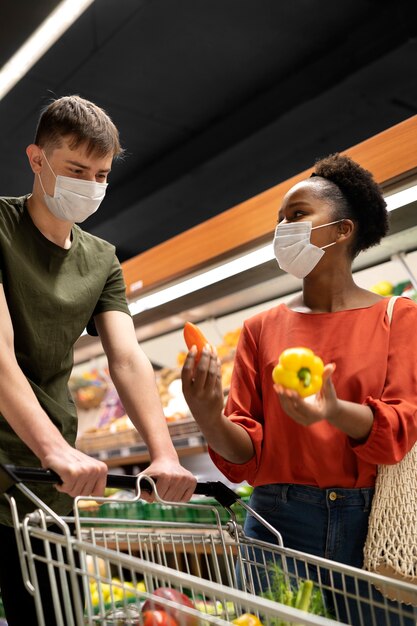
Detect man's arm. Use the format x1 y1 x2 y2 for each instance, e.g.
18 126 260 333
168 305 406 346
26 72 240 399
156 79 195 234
0 285 108 496
94 310 196 501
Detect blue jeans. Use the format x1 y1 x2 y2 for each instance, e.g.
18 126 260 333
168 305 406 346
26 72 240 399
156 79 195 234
239 484 416 626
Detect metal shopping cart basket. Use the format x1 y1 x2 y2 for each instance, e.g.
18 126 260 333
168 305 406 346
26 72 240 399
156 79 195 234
0 464 416 626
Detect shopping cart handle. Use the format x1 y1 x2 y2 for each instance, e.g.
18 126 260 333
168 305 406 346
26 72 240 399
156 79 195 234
0 464 155 494
0 464 239 506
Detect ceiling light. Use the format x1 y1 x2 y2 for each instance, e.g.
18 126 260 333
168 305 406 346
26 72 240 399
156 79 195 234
129 245 275 316
384 184 417 212
0 0 94 100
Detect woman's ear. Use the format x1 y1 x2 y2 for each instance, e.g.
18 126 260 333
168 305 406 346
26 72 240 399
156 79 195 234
337 219 355 242
26 144 44 174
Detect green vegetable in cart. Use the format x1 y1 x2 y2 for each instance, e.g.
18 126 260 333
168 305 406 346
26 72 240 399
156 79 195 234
261 563 331 623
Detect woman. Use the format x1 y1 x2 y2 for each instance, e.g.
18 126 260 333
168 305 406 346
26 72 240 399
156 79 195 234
181 154 417 623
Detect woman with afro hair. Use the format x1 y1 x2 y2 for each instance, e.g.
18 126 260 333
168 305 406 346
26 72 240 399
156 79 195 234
182 154 417 624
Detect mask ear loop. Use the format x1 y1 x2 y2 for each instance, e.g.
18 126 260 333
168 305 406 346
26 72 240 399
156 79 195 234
321 241 337 250
41 150 57 178
311 219 344 231
312 220 344 250
37 150 56 197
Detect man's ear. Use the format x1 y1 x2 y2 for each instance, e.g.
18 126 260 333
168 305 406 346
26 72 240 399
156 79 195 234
26 144 44 174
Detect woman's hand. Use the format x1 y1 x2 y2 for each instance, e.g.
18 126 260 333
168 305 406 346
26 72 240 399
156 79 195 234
274 363 338 426
181 345 255 462
274 362 374 440
181 345 224 426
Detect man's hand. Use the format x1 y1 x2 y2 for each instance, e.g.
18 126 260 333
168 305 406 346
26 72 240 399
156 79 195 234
140 457 197 502
42 446 108 498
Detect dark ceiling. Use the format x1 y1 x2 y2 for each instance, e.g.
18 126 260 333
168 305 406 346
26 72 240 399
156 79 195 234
1 0 417 263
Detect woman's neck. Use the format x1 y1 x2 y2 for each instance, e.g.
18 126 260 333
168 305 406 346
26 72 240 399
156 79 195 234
289 267 382 313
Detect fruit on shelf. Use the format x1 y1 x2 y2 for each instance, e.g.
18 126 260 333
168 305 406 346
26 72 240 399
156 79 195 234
370 280 394 296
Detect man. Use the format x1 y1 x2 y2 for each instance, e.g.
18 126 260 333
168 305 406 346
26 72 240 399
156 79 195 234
0 95 196 624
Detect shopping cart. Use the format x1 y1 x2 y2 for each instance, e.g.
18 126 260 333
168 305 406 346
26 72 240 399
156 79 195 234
0 464 416 626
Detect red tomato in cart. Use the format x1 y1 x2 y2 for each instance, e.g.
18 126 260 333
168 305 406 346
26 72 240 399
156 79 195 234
142 610 178 626
142 587 197 626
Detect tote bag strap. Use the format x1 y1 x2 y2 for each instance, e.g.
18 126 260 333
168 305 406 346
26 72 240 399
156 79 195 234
363 293 417 598
386 295 400 326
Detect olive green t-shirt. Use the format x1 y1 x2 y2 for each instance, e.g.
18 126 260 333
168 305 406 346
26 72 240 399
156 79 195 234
0 196 131 525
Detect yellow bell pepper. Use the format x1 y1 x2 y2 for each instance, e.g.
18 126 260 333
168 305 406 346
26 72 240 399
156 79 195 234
272 347 324 398
232 614 264 626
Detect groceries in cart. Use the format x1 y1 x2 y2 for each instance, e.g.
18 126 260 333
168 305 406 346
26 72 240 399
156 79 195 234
1 463 417 626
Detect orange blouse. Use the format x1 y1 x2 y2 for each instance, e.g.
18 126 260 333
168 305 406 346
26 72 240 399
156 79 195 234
209 297 417 488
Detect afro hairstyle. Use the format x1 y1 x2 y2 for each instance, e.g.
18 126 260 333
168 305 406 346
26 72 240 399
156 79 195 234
311 153 388 257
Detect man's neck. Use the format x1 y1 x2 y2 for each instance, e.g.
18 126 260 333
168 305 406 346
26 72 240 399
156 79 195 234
26 193 73 249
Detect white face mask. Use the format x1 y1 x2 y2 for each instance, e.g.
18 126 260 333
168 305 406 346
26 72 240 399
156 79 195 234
38 152 108 223
273 220 342 279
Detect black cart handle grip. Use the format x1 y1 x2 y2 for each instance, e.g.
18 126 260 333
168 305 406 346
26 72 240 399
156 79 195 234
0 464 239 508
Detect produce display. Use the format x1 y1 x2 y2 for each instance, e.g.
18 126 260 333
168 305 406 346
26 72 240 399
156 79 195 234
370 278 416 300
272 347 324 398
74 323 242 457
70 368 109 410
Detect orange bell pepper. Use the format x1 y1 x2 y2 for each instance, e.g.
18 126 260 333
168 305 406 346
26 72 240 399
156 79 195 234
183 322 210 363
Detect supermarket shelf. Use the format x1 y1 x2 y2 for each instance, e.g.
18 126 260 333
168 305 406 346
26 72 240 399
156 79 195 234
85 434 208 468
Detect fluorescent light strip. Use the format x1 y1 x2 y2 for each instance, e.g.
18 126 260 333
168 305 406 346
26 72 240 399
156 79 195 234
129 245 274 315
127 183 417 315
384 185 417 212
0 0 94 100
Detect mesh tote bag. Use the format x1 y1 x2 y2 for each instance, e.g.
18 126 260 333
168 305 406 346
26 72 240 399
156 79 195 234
363 296 417 605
